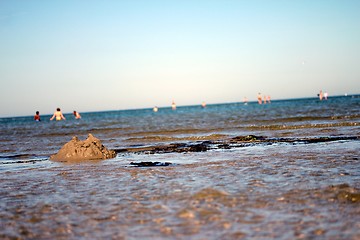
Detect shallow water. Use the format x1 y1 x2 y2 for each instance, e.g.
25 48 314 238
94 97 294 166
0 96 360 239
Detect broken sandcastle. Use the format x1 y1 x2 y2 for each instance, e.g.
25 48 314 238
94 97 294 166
50 134 116 161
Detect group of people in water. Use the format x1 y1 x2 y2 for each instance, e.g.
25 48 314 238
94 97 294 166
35 92 330 120
153 100 206 112
152 95 272 113
256 93 271 104
34 108 81 121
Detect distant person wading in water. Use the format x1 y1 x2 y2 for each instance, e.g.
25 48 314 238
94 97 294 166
34 111 41 121
50 108 66 121
73 111 81 119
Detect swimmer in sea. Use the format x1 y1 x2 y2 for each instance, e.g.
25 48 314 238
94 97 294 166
243 97 248 105
319 90 323 101
73 110 81 119
267 95 271 103
34 111 41 121
324 91 328 100
257 93 262 104
50 108 66 121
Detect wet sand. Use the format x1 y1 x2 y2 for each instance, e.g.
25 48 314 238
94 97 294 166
1 136 359 239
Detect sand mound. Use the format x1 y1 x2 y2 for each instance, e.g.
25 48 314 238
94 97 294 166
50 134 116 161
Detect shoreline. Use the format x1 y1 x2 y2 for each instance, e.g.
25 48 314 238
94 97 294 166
1 135 359 166
1 137 359 239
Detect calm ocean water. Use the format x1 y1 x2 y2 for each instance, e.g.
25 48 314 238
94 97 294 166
1 96 359 239
1 95 359 165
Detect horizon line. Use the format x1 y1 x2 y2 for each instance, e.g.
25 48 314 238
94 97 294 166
1 93 359 119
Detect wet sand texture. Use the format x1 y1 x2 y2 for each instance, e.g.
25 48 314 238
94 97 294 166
50 134 116 161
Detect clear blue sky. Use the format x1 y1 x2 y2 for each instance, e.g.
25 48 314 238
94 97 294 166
1 0 359 117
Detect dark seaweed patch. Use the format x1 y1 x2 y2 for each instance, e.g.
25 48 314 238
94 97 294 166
116 135 359 155
1 159 47 165
130 161 173 167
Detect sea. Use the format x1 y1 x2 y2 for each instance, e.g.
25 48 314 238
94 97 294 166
0 95 359 239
